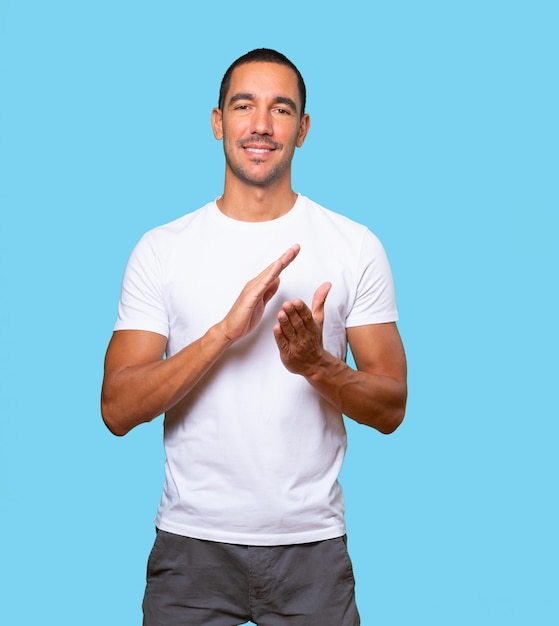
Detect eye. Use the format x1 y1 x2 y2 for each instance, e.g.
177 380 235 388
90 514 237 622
275 108 291 115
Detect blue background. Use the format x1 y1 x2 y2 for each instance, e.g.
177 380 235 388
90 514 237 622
1 1 557 624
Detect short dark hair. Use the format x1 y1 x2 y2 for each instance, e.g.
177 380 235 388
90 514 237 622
218 48 307 115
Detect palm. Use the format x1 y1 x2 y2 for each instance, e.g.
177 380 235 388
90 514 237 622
219 246 299 343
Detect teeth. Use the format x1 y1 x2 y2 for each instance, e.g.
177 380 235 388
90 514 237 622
246 148 271 153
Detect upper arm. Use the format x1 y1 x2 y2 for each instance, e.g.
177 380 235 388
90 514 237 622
103 329 168 381
101 330 168 435
346 322 407 387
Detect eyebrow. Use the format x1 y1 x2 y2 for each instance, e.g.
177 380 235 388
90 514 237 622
228 93 298 113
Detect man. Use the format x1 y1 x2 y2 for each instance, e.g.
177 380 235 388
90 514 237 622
102 48 407 626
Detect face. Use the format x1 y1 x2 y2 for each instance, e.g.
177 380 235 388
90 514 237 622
212 62 310 188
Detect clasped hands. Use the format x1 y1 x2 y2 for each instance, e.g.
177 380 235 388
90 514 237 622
219 244 332 377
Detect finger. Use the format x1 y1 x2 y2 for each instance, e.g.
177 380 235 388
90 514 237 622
266 244 300 281
311 282 332 324
246 244 300 304
254 245 301 303
273 321 294 357
282 299 312 334
277 308 297 336
280 243 301 267
273 322 288 346
262 278 280 306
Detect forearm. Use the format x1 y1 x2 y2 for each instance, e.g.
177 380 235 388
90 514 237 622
101 325 230 436
305 352 407 434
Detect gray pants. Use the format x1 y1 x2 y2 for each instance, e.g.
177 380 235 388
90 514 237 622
142 529 361 626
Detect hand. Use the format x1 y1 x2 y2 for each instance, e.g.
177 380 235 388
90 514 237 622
218 244 301 344
273 282 332 376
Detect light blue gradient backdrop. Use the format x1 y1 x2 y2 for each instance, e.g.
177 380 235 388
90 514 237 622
1 1 557 624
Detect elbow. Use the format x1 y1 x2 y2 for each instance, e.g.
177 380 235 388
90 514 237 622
101 395 131 437
381 384 408 434
355 404 405 434
103 419 129 438
374 387 407 435
101 389 153 436
378 405 406 435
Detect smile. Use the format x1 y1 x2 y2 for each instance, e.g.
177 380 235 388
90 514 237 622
244 147 275 154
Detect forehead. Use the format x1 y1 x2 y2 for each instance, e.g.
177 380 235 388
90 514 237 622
226 62 301 109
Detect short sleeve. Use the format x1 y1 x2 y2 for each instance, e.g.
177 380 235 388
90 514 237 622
114 232 169 337
345 229 399 327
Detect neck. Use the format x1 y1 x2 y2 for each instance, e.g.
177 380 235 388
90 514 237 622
216 174 298 222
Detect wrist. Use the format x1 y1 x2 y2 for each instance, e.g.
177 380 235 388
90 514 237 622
304 350 342 382
204 323 234 355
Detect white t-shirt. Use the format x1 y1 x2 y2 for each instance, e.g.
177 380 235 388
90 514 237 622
115 195 398 545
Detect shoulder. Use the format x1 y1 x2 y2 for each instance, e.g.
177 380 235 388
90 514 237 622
145 202 214 241
299 195 383 251
300 196 366 229
130 202 215 258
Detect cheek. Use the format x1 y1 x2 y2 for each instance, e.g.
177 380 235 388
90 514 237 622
224 121 248 144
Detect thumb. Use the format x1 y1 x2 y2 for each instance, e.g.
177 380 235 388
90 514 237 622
312 282 332 325
262 277 280 306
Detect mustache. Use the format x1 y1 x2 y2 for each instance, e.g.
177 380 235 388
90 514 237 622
237 136 282 150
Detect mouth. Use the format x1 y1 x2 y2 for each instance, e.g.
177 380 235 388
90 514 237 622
244 146 275 155
239 139 281 155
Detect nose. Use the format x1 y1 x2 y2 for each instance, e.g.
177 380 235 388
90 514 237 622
250 107 273 136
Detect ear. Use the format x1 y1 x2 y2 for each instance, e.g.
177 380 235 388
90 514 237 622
296 113 310 148
212 108 223 140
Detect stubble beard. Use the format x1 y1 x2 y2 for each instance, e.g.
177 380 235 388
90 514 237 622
223 135 296 188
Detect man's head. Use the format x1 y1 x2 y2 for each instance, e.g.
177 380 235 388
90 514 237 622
212 49 310 191
218 48 306 117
